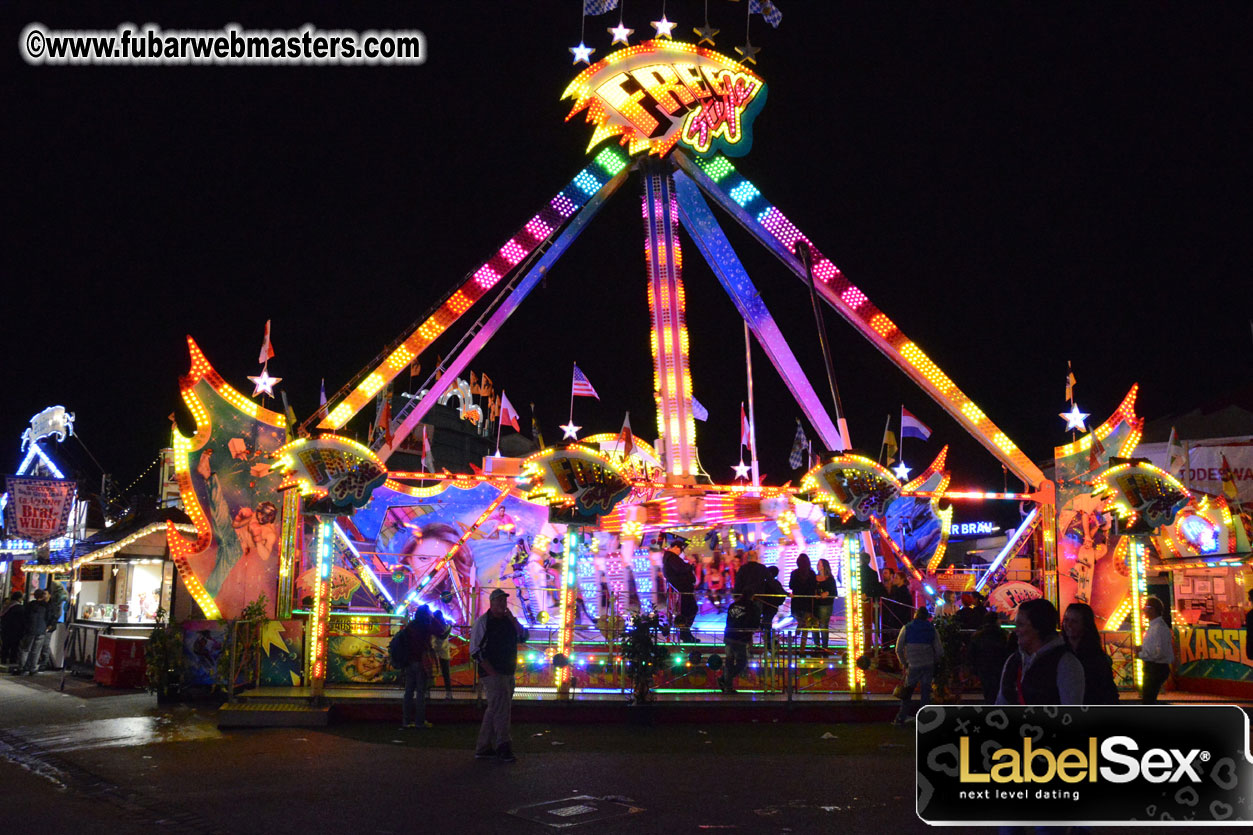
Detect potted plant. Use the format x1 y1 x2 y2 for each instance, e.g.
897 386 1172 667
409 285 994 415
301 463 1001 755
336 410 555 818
145 608 184 703
621 612 670 721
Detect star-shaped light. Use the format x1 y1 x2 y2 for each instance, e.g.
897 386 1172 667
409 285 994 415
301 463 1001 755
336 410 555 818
608 22 634 46
569 42 595 65
892 461 912 481
732 461 752 481
651 16 676 39
248 368 281 397
560 420 581 440
1060 403 1090 432
694 23 719 46
735 40 761 65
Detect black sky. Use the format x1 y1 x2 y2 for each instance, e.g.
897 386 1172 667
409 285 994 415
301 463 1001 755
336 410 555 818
5 1 1252 500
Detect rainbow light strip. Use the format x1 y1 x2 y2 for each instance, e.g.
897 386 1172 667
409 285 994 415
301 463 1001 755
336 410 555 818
167 337 288 621
555 529 578 692
1127 537 1147 688
840 536 864 692
674 151 1045 489
643 167 698 479
316 147 629 432
276 489 300 618
308 516 334 688
974 507 1041 592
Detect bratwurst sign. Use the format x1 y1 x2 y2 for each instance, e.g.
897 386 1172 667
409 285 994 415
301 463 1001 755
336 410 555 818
562 40 767 159
5 475 77 544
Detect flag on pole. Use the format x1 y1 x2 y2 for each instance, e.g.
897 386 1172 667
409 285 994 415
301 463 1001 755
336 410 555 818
1065 361 1077 403
421 427 433 472
1167 427 1186 478
901 407 932 441
748 0 784 28
319 379 327 408
788 420 808 469
583 0 619 15
375 388 393 447
882 427 898 465
410 359 421 379
470 371 479 395
480 374 494 399
258 320 275 364
571 365 600 399
740 403 751 448
617 412 634 459
691 396 709 422
499 392 520 432
530 403 545 448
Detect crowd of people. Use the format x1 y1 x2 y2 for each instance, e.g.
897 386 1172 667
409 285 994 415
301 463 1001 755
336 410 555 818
1 588 64 675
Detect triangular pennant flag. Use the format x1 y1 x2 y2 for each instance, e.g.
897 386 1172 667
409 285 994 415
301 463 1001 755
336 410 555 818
1065 361 1077 403
319 379 327 408
258 320 275 364
531 404 546 448
740 403 751 448
499 392 520 432
618 412 634 459
788 420 808 469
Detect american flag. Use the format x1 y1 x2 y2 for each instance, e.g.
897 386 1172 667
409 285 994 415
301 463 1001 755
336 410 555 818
788 420 808 469
571 365 600 399
749 0 784 29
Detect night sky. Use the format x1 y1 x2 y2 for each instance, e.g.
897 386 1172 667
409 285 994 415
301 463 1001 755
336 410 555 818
6 2 1253 505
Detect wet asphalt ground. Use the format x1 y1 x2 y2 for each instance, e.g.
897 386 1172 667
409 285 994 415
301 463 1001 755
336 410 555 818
0 672 1229 834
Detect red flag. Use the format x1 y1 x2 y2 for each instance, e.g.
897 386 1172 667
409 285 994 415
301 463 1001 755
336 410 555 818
499 392 520 432
258 320 275 364
740 403 750 448
422 427 433 472
618 412 634 458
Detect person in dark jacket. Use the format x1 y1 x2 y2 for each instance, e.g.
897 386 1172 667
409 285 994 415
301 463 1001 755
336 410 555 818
470 589 529 761
662 542 699 643
1063 602 1119 705
19 590 51 674
789 553 818 650
756 567 787 652
732 549 770 597
814 558 837 652
720 591 758 693
399 606 434 729
1 592 24 666
967 611 1009 704
997 598 1085 705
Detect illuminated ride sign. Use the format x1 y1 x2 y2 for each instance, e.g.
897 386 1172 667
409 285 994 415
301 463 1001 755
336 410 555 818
274 435 388 510
519 445 632 525
798 454 902 529
563 40 767 158
1092 460 1191 535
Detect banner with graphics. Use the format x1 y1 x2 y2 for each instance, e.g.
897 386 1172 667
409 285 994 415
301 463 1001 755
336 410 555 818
4 475 77 544
917 705 1253 824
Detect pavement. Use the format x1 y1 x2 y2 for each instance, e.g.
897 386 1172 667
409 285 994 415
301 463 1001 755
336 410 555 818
0 671 1237 834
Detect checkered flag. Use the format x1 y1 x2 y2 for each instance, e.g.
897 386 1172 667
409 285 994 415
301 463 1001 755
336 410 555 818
788 420 808 469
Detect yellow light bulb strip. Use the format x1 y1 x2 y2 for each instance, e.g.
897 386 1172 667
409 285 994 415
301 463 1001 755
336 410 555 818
307 517 334 684
1054 385 1140 459
20 522 199 574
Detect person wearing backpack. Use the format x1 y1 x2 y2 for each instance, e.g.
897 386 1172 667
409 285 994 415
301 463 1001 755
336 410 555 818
392 606 434 729
892 605 943 725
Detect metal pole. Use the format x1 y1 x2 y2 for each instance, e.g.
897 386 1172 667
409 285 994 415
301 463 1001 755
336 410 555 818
795 241 848 449
744 323 760 489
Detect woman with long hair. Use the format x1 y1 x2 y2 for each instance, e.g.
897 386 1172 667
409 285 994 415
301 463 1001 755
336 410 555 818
1062 601 1120 705
814 558 836 652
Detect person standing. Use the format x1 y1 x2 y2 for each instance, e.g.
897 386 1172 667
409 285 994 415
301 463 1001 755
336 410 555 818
968 611 1009 704
1062 602 1119 705
893 606 944 725
1137 596 1174 703
19 590 51 675
662 541 699 643
471 589 529 762
789 553 818 650
813 559 836 653
1 592 24 666
400 606 434 729
859 553 885 648
431 610 454 698
720 590 758 694
997 598 1085 705
756 566 787 653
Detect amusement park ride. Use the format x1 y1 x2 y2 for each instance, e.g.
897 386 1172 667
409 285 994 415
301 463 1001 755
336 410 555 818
159 33 1249 699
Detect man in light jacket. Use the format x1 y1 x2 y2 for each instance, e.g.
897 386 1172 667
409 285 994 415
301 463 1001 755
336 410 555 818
892 605 944 725
1137 596 1174 703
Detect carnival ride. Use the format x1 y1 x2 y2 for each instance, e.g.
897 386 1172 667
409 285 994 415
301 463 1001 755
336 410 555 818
164 36 1251 700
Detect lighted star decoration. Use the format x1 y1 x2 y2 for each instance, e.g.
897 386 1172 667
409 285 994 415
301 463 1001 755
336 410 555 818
560 420 582 440
892 461 912 481
608 22 634 46
248 368 282 397
651 16 677 39
1060 403 1090 432
732 461 752 481
569 41 595 66
736 39 761 65
694 23 719 46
